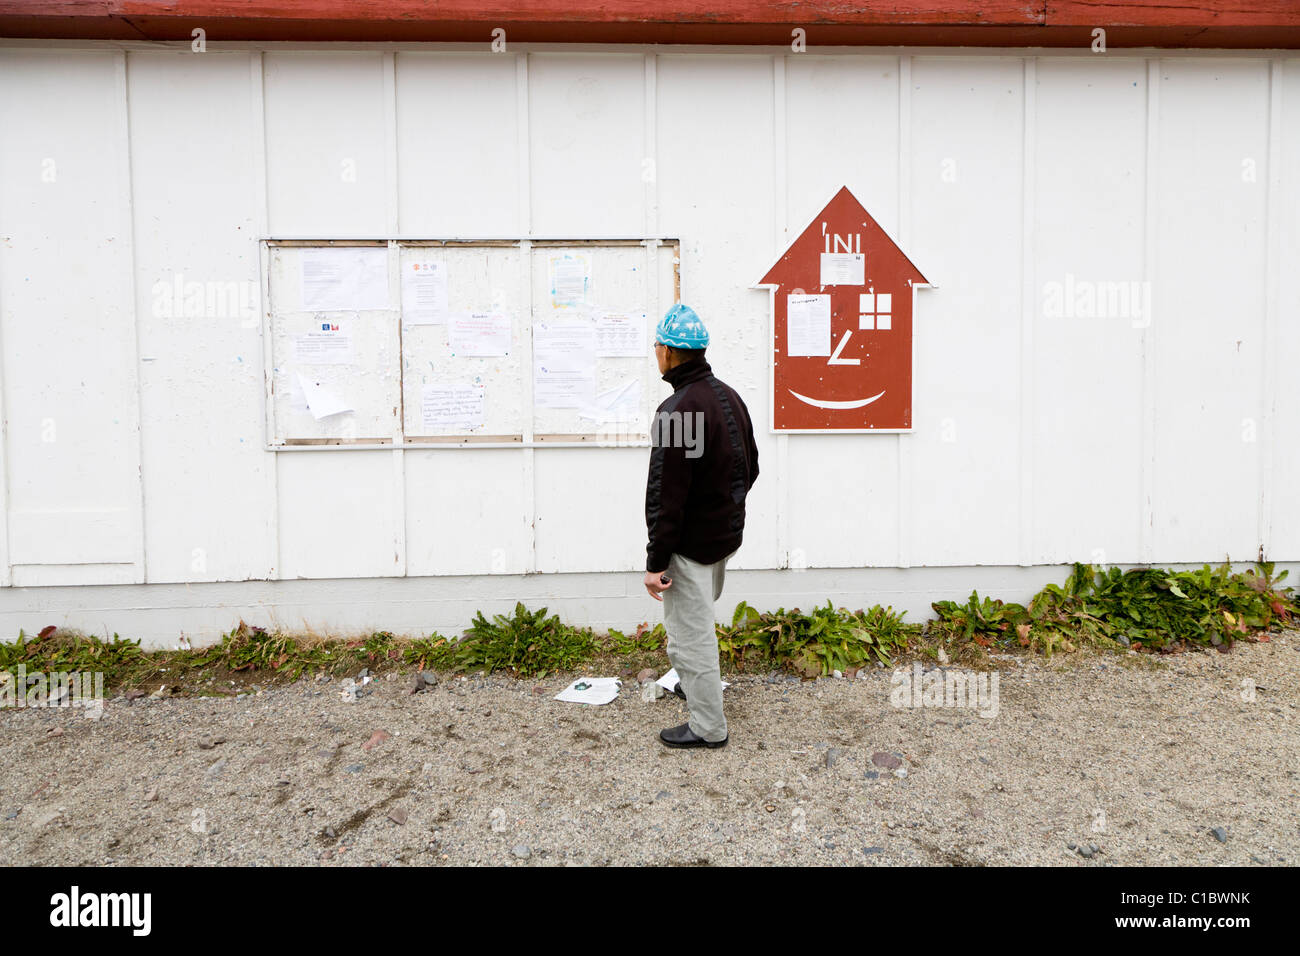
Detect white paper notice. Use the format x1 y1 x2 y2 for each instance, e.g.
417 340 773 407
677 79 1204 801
578 379 641 423
421 383 484 429
292 323 355 365
787 294 831 357
594 311 648 357
656 668 729 694
534 321 597 408
554 677 622 706
295 373 353 420
300 247 390 311
448 312 511 357
401 260 448 325
548 252 591 309
287 376 308 415
819 252 865 286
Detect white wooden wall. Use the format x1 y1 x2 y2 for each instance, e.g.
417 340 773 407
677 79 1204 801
1 42 1297 596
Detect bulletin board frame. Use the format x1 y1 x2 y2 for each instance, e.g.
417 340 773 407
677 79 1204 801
259 236 681 450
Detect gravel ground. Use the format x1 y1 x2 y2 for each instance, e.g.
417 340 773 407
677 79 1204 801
2 631 1297 867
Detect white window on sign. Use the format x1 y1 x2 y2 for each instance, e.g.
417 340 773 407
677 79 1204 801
858 292 892 331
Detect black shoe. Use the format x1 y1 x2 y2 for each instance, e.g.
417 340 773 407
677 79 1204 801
672 682 687 701
659 722 728 749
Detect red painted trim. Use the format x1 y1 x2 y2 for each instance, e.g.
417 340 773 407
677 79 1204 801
1 1 1298 46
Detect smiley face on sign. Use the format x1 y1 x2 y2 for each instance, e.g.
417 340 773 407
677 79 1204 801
754 186 932 432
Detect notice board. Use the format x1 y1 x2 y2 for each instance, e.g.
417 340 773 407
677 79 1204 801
262 239 680 447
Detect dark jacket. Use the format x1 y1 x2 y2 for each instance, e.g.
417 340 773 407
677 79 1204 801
644 356 759 572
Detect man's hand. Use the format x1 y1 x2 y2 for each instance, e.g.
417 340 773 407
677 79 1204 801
644 570 672 601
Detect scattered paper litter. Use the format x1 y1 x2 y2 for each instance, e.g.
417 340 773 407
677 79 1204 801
656 668 730 694
554 677 622 705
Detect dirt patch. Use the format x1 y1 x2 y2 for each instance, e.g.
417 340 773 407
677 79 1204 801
0 634 1296 866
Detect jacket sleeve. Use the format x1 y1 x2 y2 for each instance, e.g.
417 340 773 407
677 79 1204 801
645 410 692 573
742 399 759 491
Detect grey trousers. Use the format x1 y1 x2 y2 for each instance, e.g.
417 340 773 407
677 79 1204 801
663 549 736 742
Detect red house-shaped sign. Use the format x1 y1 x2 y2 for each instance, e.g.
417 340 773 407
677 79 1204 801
754 186 933 432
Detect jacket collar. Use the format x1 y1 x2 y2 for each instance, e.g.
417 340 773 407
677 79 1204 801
662 355 712 391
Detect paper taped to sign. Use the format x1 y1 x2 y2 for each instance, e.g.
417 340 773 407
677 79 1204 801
534 320 597 408
548 252 591 309
595 311 648 357
786 294 830 357
421 383 485 429
401 259 449 325
300 247 390 311
292 325 355 365
578 379 641 423
819 252 864 286
448 311 511 357
295 373 353 420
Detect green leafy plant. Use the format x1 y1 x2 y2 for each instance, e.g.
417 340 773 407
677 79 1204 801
605 622 665 656
715 600 916 677
447 602 598 678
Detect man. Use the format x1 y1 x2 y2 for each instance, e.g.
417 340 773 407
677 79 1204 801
643 304 759 750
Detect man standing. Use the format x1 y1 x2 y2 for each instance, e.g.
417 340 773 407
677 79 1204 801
643 304 759 749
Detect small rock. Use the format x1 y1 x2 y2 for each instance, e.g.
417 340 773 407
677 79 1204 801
4 809 19 820
655 790 671 801
512 844 531 859
1211 827 1228 843
344 764 364 773
871 751 902 770
489 807 507 833
409 673 427 695
361 730 391 751
862 846 883 855
124 689 146 701
1077 845 1094 858
636 668 657 684
149 685 170 700
420 670 439 686
276 774 290 786
863 771 879 780
144 788 158 803
197 735 225 750
825 747 841 768
894 768 908 778
832 670 843 679
641 682 665 701
388 808 408 825
205 758 227 779
937 646 950 665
